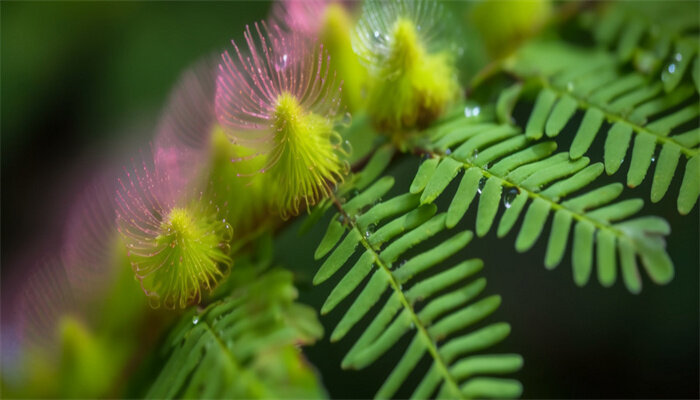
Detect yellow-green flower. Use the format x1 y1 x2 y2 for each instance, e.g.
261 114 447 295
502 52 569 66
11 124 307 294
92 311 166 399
216 22 348 217
353 0 460 133
115 155 232 309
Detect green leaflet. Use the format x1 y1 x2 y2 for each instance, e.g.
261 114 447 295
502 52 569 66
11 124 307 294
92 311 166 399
147 265 324 399
313 168 522 399
413 120 674 292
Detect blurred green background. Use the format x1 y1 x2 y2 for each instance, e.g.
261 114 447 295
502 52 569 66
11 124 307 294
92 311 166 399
2 1 698 398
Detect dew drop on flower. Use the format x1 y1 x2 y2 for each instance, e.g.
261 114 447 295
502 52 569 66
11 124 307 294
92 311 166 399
342 112 352 127
341 140 353 156
275 53 289 71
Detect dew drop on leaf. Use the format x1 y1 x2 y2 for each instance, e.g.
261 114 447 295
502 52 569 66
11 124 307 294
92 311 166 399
477 177 487 194
503 187 519 209
464 106 481 118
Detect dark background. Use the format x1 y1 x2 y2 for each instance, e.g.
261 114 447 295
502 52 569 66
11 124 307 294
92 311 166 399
2 1 698 398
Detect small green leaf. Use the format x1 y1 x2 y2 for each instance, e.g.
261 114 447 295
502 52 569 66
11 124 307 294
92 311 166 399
314 229 362 285
355 145 396 190
572 221 596 286
315 218 346 260
322 251 374 314
476 179 502 237
596 230 617 287
496 83 523 124
545 94 578 137
604 122 633 175
446 167 482 228
515 198 550 252
617 18 646 61
544 210 572 269
627 132 657 187
651 143 681 202
421 158 463 204
411 158 439 194
570 108 605 159
345 176 395 215
497 192 528 238
662 39 698 93
678 155 700 214
526 88 557 139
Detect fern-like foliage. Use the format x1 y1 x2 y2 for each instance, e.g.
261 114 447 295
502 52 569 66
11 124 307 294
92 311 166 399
313 147 523 399
415 114 674 293
147 262 324 399
508 40 700 214
585 1 700 92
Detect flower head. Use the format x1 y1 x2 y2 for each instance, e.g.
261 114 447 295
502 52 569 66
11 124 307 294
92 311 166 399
353 0 460 132
216 22 348 217
272 0 366 112
115 151 232 309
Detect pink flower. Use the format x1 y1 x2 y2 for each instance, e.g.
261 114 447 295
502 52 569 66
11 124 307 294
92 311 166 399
215 22 347 216
215 21 342 153
115 149 232 309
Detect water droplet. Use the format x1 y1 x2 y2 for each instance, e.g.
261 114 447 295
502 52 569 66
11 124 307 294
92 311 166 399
341 140 353 155
421 153 432 162
445 148 452 156
373 30 380 39
650 155 656 164
470 148 479 162
464 106 481 118
337 214 346 224
477 177 487 194
342 112 352 127
367 223 376 233
674 53 682 62
668 63 677 74
503 187 519 209
275 53 289 71
192 315 200 325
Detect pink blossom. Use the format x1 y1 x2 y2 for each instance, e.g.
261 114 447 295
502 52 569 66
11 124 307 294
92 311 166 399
215 21 342 163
